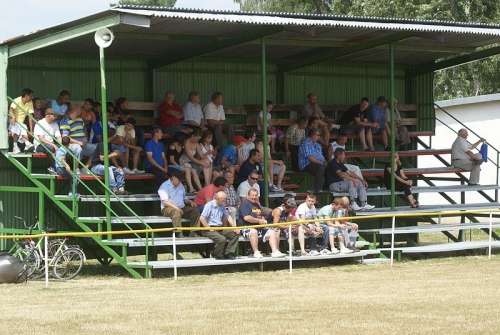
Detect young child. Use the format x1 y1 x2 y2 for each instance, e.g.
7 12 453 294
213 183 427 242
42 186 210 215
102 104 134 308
258 100 284 153
55 136 80 197
32 98 42 122
316 197 355 254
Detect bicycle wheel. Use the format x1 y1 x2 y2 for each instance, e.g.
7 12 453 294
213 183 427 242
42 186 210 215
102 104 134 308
52 248 85 280
13 248 40 279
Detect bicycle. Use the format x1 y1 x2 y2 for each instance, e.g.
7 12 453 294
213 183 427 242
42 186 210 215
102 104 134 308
11 216 86 280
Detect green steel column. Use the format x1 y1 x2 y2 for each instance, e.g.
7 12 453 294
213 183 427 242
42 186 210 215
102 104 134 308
99 46 112 238
0 46 8 150
261 38 269 207
390 43 395 209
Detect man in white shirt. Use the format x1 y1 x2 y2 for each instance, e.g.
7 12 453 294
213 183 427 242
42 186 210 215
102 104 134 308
183 91 207 131
203 92 234 147
451 128 485 186
33 108 61 173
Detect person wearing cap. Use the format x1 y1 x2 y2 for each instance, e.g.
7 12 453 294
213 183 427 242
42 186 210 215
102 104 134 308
90 128 131 196
199 191 239 259
337 97 377 152
238 188 284 258
33 108 62 173
266 197 298 256
158 168 200 238
367 96 393 151
295 193 330 255
203 92 234 147
214 135 245 175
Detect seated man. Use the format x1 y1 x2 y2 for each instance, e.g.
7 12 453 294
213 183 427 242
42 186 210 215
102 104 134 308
159 91 189 135
326 148 374 211
337 97 377 152
203 92 234 147
223 170 239 225
316 198 355 254
194 177 227 213
114 118 145 175
90 128 131 196
237 170 261 204
327 134 363 179
46 90 70 124
302 93 335 147
385 99 410 151
8 88 35 154
183 91 207 131
214 135 245 175
60 104 96 174
145 126 169 188
366 96 393 151
284 116 308 172
158 168 200 238
237 188 284 258
298 128 326 192
296 193 330 255
33 108 61 174
451 128 486 186
200 191 239 260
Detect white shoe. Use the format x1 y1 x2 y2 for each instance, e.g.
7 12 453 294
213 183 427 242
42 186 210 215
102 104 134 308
12 147 21 154
75 169 81 175
123 167 135 175
271 251 286 258
350 203 362 211
24 142 34 152
332 124 341 129
340 248 354 254
331 248 340 254
320 249 333 255
253 251 263 258
80 168 90 175
133 168 145 174
362 204 375 210
309 250 320 256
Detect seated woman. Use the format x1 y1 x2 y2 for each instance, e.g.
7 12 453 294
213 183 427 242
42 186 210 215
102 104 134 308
384 152 420 208
167 131 202 194
183 129 213 187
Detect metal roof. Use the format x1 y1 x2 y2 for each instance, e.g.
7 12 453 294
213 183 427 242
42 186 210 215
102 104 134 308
4 6 500 70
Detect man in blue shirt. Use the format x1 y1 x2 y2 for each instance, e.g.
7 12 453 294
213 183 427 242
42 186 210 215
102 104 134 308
367 96 394 151
158 168 200 238
145 126 169 187
298 128 327 192
200 191 239 259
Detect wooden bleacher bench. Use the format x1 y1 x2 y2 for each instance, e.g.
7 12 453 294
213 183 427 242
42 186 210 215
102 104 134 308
331 184 500 197
360 166 465 178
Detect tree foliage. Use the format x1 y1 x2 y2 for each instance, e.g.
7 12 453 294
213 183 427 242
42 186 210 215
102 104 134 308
110 0 176 7
234 0 500 100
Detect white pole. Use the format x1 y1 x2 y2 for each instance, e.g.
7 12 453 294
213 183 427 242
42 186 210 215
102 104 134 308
390 216 395 266
173 231 177 280
44 235 49 288
488 212 492 259
288 224 292 274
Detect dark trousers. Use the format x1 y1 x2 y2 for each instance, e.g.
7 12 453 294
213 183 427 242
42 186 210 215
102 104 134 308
301 163 325 191
208 123 234 148
289 145 299 172
36 144 56 169
202 229 239 256
146 165 167 188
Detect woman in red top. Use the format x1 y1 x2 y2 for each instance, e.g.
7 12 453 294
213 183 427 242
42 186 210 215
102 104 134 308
160 91 189 135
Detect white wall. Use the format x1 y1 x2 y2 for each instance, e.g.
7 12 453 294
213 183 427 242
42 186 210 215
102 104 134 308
418 94 500 205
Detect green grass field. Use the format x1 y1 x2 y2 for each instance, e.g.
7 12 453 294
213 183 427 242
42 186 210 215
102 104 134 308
1 254 499 335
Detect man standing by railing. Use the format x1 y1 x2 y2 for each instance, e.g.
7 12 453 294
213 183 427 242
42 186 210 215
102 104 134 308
451 129 486 186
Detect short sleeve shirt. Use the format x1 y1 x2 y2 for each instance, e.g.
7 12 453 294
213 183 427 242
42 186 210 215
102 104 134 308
451 136 472 160
367 104 386 124
338 104 365 125
298 138 325 171
33 118 61 149
201 200 228 227
325 158 348 186
238 159 263 183
215 144 238 166
116 125 136 140
285 123 306 146
384 107 402 123
238 199 262 227
257 111 271 132
237 180 260 198
203 102 226 121
194 184 217 206
55 146 68 169
10 97 34 124
183 101 204 126
158 178 187 210
296 202 316 220
144 139 165 169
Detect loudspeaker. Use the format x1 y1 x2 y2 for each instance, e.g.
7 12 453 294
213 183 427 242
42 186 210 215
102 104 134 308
94 28 114 48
